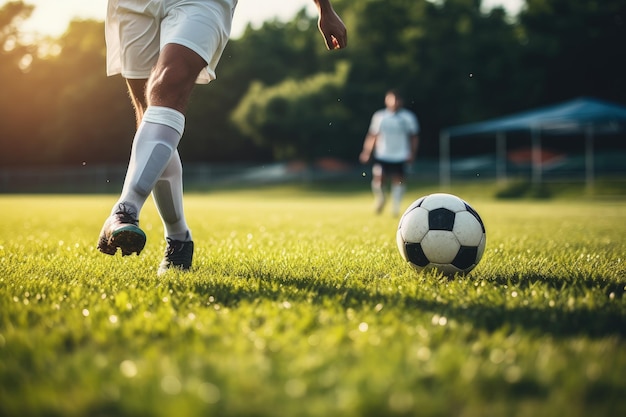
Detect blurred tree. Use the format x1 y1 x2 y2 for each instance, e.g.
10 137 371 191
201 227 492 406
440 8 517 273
39 19 134 165
518 0 626 105
232 62 350 161
0 1 37 166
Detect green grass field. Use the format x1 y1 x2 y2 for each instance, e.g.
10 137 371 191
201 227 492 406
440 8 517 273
1 183 625 417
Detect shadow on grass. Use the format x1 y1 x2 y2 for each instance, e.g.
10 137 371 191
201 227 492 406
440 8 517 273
178 269 626 339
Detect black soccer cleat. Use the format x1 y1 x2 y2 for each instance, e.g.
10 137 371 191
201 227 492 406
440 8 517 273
157 237 194 275
97 203 146 256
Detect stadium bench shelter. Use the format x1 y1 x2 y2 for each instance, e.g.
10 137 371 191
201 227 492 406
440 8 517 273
439 97 626 190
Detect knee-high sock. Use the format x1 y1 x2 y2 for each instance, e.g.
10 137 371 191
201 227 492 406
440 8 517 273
372 179 385 202
391 183 406 215
153 150 192 241
113 106 185 215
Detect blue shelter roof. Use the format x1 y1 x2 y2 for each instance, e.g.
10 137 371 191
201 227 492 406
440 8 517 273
444 97 626 137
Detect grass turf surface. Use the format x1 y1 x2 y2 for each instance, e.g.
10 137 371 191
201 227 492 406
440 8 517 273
1 184 625 416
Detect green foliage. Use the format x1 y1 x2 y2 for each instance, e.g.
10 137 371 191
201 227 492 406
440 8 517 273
519 0 626 105
494 180 552 199
1 189 625 416
232 62 351 160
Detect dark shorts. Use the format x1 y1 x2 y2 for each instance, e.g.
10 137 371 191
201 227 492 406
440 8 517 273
372 159 405 177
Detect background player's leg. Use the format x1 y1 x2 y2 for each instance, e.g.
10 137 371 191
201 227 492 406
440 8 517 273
390 176 406 217
371 163 386 214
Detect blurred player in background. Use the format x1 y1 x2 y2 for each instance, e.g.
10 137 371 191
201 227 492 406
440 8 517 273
359 89 419 216
97 0 347 274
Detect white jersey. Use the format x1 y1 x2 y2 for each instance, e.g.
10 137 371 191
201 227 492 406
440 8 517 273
106 0 238 84
369 108 419 163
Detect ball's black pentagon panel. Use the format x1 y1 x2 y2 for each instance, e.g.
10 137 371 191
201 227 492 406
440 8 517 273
405 243 430 267
428 208 456 231
451 246 478 270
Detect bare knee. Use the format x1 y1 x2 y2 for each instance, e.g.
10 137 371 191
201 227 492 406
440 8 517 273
147 44 207 112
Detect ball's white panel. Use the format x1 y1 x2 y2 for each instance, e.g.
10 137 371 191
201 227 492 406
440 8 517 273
453 211 485 246
399 207 429 243
420 193 466 212
421 230 460 264
400 195 427 218
396 229 408 261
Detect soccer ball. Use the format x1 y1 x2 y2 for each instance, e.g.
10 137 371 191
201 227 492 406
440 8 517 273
396 193 486 276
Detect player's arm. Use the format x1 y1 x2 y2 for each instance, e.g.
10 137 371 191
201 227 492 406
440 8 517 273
312 0 347 50
359 132 377 164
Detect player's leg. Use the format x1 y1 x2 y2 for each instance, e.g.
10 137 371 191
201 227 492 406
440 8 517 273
125 61 194 266
115 43 204 210
126 78 148 127
390 165 407 217
371 162 386 214
101 45 202 259
99 2 160 256
139 44 205 273
153 1 236 272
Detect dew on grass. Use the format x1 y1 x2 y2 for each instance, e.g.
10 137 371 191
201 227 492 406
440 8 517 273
504 365 522 383
197 382 221 404
120 360 137 378
308 334 320 347
284 378 307 398
161 375 182 395
490 348 505 364
416 346 431 361
431 314 447 326
369 334 381 346
388 390 414 413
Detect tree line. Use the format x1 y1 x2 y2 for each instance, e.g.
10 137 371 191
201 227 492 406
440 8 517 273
0 0 624 167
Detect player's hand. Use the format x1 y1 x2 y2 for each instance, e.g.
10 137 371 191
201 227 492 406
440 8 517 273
359 150 371 164
317 8 347 50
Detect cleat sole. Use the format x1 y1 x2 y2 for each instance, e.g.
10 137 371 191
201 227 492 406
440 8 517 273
110 226 147 256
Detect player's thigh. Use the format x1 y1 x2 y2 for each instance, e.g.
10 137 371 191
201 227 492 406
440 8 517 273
160 0 236 83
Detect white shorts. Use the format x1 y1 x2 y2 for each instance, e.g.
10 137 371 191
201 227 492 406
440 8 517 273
106 0 238 84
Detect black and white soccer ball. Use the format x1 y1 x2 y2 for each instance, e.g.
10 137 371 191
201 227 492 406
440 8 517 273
396 193 486 276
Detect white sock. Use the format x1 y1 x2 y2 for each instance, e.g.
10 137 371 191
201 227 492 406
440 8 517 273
391 183 406 215
153 150 192 241
113 106 185 216
372 180 385 202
